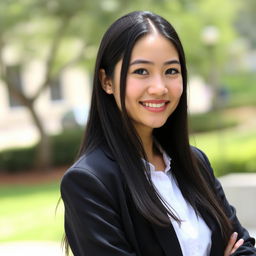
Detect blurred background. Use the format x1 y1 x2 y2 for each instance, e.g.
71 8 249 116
0 0 255 254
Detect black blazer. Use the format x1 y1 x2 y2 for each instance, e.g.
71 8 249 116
61 145 256 256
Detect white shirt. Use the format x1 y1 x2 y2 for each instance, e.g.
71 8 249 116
146 151 212 256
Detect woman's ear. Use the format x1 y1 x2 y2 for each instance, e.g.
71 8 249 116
99 69 113 94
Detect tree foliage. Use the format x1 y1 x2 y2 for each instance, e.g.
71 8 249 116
235 0 256 48
0 0 240 80
0 0 241 170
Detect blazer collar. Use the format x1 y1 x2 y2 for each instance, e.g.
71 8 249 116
151 207 225 256
151 223 183 256
198 206 225 256
100 141 115 161
100 142 225 255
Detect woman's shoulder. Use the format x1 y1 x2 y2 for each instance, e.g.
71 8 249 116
190 146 212 168
190 145 216 182
71 145 117 171
61 145 124 191
60 145 125 212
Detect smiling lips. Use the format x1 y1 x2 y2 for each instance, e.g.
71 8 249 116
139 100 170 112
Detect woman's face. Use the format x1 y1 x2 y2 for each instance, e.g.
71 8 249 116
102 32 183 135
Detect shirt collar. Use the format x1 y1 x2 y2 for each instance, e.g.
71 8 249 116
143 150 171 173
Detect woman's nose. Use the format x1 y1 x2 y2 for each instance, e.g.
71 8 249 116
147 76 168 96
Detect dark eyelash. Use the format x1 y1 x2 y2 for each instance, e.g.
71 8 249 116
166 68 179 74
133 68 147 75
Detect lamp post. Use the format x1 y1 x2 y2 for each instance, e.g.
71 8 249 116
202 26 220 109
202 26 227 162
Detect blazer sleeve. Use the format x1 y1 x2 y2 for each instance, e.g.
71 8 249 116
196 148 256 255
60 167 136 256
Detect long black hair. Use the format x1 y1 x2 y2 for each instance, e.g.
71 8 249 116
64 10 232 254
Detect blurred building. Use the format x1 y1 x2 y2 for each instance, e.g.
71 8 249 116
188 76 213 114
0 59 91 150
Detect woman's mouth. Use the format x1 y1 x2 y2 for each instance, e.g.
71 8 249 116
139 100 169 112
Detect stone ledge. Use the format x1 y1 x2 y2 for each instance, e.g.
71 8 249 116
219 173 256 230
219 173 256 187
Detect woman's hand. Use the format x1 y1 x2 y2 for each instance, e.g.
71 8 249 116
224 232 244 256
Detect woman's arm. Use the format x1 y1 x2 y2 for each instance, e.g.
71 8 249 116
214 173 256 255
61 167 136 256
196 148 256 255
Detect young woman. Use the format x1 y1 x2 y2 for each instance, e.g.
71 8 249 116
60 11 256 256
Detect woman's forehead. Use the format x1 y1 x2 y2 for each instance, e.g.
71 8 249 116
129 33 179 64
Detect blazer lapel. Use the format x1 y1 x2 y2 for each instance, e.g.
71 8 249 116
151 223 183 256
198 207 225 256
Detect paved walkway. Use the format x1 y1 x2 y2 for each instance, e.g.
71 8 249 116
0 241 64 256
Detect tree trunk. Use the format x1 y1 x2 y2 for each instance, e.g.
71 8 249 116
3 80 52 170
28 102 52 170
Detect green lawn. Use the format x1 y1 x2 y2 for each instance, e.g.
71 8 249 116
221 72 256 107
0 182 64 242
1 126 255 242
191 128 256 176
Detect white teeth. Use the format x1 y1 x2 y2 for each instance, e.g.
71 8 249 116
142 102 165 108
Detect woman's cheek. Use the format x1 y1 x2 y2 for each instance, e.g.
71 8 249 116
171 78 183 98
126 78 144 95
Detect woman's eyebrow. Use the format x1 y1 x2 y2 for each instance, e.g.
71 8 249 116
130 59 180 66
164 60 180 65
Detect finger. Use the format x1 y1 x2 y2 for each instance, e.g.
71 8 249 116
230 239 244 254
224 232 238 256
224 232 237 256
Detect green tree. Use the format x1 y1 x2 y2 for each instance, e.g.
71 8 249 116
0 0 239 170
0 0 138 170
235 0 256 48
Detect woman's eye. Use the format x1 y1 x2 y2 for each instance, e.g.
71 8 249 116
133 68 148 75
165 68 179 75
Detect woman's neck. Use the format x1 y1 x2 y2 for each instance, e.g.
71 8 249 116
137 128 165 171
137 129 159 163
136 128 153 158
